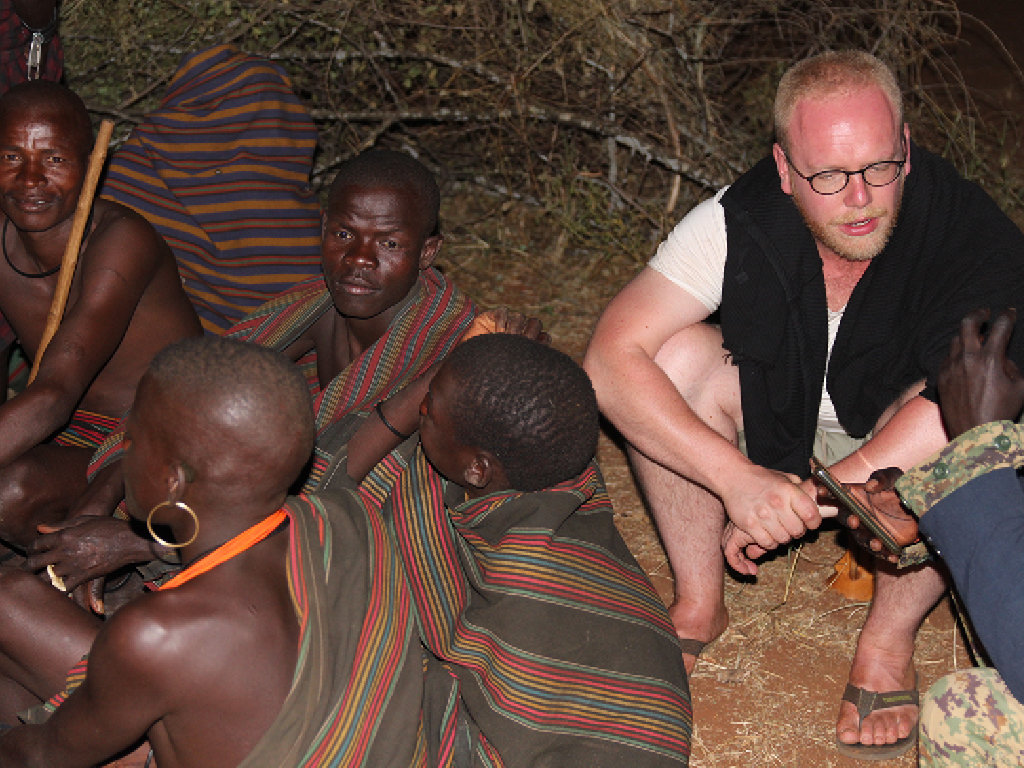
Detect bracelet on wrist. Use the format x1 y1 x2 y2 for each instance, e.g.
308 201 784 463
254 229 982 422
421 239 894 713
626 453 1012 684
375 401 411 441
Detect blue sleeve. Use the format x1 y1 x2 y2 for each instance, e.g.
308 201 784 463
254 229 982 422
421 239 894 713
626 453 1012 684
920 467 1024 701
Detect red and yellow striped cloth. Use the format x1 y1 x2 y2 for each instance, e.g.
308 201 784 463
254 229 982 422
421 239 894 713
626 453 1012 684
51 409 120 451
374 446 693 767
227 267 475 491
26 493 428 767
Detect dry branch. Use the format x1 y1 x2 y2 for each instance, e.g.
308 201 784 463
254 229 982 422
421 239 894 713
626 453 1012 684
59 0 1023 264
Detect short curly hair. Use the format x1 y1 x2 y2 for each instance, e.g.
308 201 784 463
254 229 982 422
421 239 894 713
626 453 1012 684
327 149 441 237
442 334 599 491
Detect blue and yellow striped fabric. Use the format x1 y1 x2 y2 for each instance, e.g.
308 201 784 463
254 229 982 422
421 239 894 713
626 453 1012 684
99 44 323 333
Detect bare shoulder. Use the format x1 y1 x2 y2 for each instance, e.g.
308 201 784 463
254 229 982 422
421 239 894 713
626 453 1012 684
92 198 159 235
62 588 220 744
85 199 171 266
90 589 198 673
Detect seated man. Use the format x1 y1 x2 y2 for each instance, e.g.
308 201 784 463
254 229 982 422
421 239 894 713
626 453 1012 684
29 148 475 606
0 79 202 549
584 49 1024 758
0 337 425 767
231 147 476 487
337 334 693 766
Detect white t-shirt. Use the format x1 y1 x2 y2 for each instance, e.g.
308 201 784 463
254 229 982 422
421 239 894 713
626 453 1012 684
649 188 846 433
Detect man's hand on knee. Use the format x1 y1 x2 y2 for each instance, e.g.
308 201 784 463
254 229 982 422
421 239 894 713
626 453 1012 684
721 465 822 552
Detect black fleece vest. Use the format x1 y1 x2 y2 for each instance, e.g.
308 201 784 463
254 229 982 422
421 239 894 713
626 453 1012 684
719 142 1024 478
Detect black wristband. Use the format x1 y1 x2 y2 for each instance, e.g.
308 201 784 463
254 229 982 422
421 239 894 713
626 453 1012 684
375 401 410 441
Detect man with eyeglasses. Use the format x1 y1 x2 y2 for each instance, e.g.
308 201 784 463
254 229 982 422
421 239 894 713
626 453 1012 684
585 50 1024 759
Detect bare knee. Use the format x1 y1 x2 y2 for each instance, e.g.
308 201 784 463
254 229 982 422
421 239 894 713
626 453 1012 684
0 462 42 547
653 323 742 436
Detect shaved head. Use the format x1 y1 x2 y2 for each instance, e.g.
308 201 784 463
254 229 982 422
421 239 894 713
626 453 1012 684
0 80 93 160
142 337 315 492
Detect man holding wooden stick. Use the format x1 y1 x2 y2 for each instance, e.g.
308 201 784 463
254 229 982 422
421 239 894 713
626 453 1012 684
0 80 201 550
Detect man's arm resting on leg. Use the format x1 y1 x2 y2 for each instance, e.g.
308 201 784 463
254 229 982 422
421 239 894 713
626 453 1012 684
585 267 821 553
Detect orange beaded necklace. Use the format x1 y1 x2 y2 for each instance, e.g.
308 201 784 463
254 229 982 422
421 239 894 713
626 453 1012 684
159 509 288 591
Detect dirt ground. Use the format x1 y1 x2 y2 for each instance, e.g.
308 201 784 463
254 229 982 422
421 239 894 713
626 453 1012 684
433 3 1024 764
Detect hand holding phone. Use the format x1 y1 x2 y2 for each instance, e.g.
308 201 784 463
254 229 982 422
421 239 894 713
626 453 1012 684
809 458 911 555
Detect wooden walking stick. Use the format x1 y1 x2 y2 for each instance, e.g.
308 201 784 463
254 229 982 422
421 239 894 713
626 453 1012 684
26 118 115 386
25 119 114 594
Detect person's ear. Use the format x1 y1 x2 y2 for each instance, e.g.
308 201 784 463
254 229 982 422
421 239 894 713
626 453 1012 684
462 451 494 490
419 234 443 270
167 461 192 502
320 211 327 239
773 143 793 196
902 123 911 178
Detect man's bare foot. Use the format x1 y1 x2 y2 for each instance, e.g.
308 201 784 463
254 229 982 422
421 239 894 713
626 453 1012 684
836 641 918 752
669 600 728 674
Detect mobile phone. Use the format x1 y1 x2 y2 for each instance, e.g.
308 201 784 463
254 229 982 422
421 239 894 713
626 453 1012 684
809 458 902 555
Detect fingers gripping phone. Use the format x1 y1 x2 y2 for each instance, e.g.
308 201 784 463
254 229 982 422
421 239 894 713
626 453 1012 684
809 458 903 555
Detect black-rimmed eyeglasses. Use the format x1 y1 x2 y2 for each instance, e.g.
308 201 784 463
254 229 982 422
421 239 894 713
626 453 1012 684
782 146 906 195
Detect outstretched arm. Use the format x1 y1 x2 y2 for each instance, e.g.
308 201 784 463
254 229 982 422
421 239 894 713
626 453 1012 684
822 307 1022 488
346 308 548 482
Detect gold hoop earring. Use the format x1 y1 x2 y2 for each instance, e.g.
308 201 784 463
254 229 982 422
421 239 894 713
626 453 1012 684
146 501 199 548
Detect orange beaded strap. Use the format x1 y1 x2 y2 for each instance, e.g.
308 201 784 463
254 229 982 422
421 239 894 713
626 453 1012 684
159 509 288 591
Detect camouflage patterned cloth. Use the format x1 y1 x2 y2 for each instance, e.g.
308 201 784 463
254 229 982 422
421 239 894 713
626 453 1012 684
920 668 1024 766
895 421 1024 516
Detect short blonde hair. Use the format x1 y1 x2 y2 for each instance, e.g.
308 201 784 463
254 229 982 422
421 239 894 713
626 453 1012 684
773 50 903 150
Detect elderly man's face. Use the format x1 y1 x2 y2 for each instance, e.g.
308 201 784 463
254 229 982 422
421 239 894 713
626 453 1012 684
0 105 86 234
773 86 910 263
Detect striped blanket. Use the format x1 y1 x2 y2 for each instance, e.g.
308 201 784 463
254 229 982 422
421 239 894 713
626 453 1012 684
240 492 425 767
22 493 427 767
227 268 475 491
52 409 120 451
376 446 693 767
99 44 322 333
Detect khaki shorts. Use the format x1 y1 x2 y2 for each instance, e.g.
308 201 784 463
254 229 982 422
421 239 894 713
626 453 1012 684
737 428 867 470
